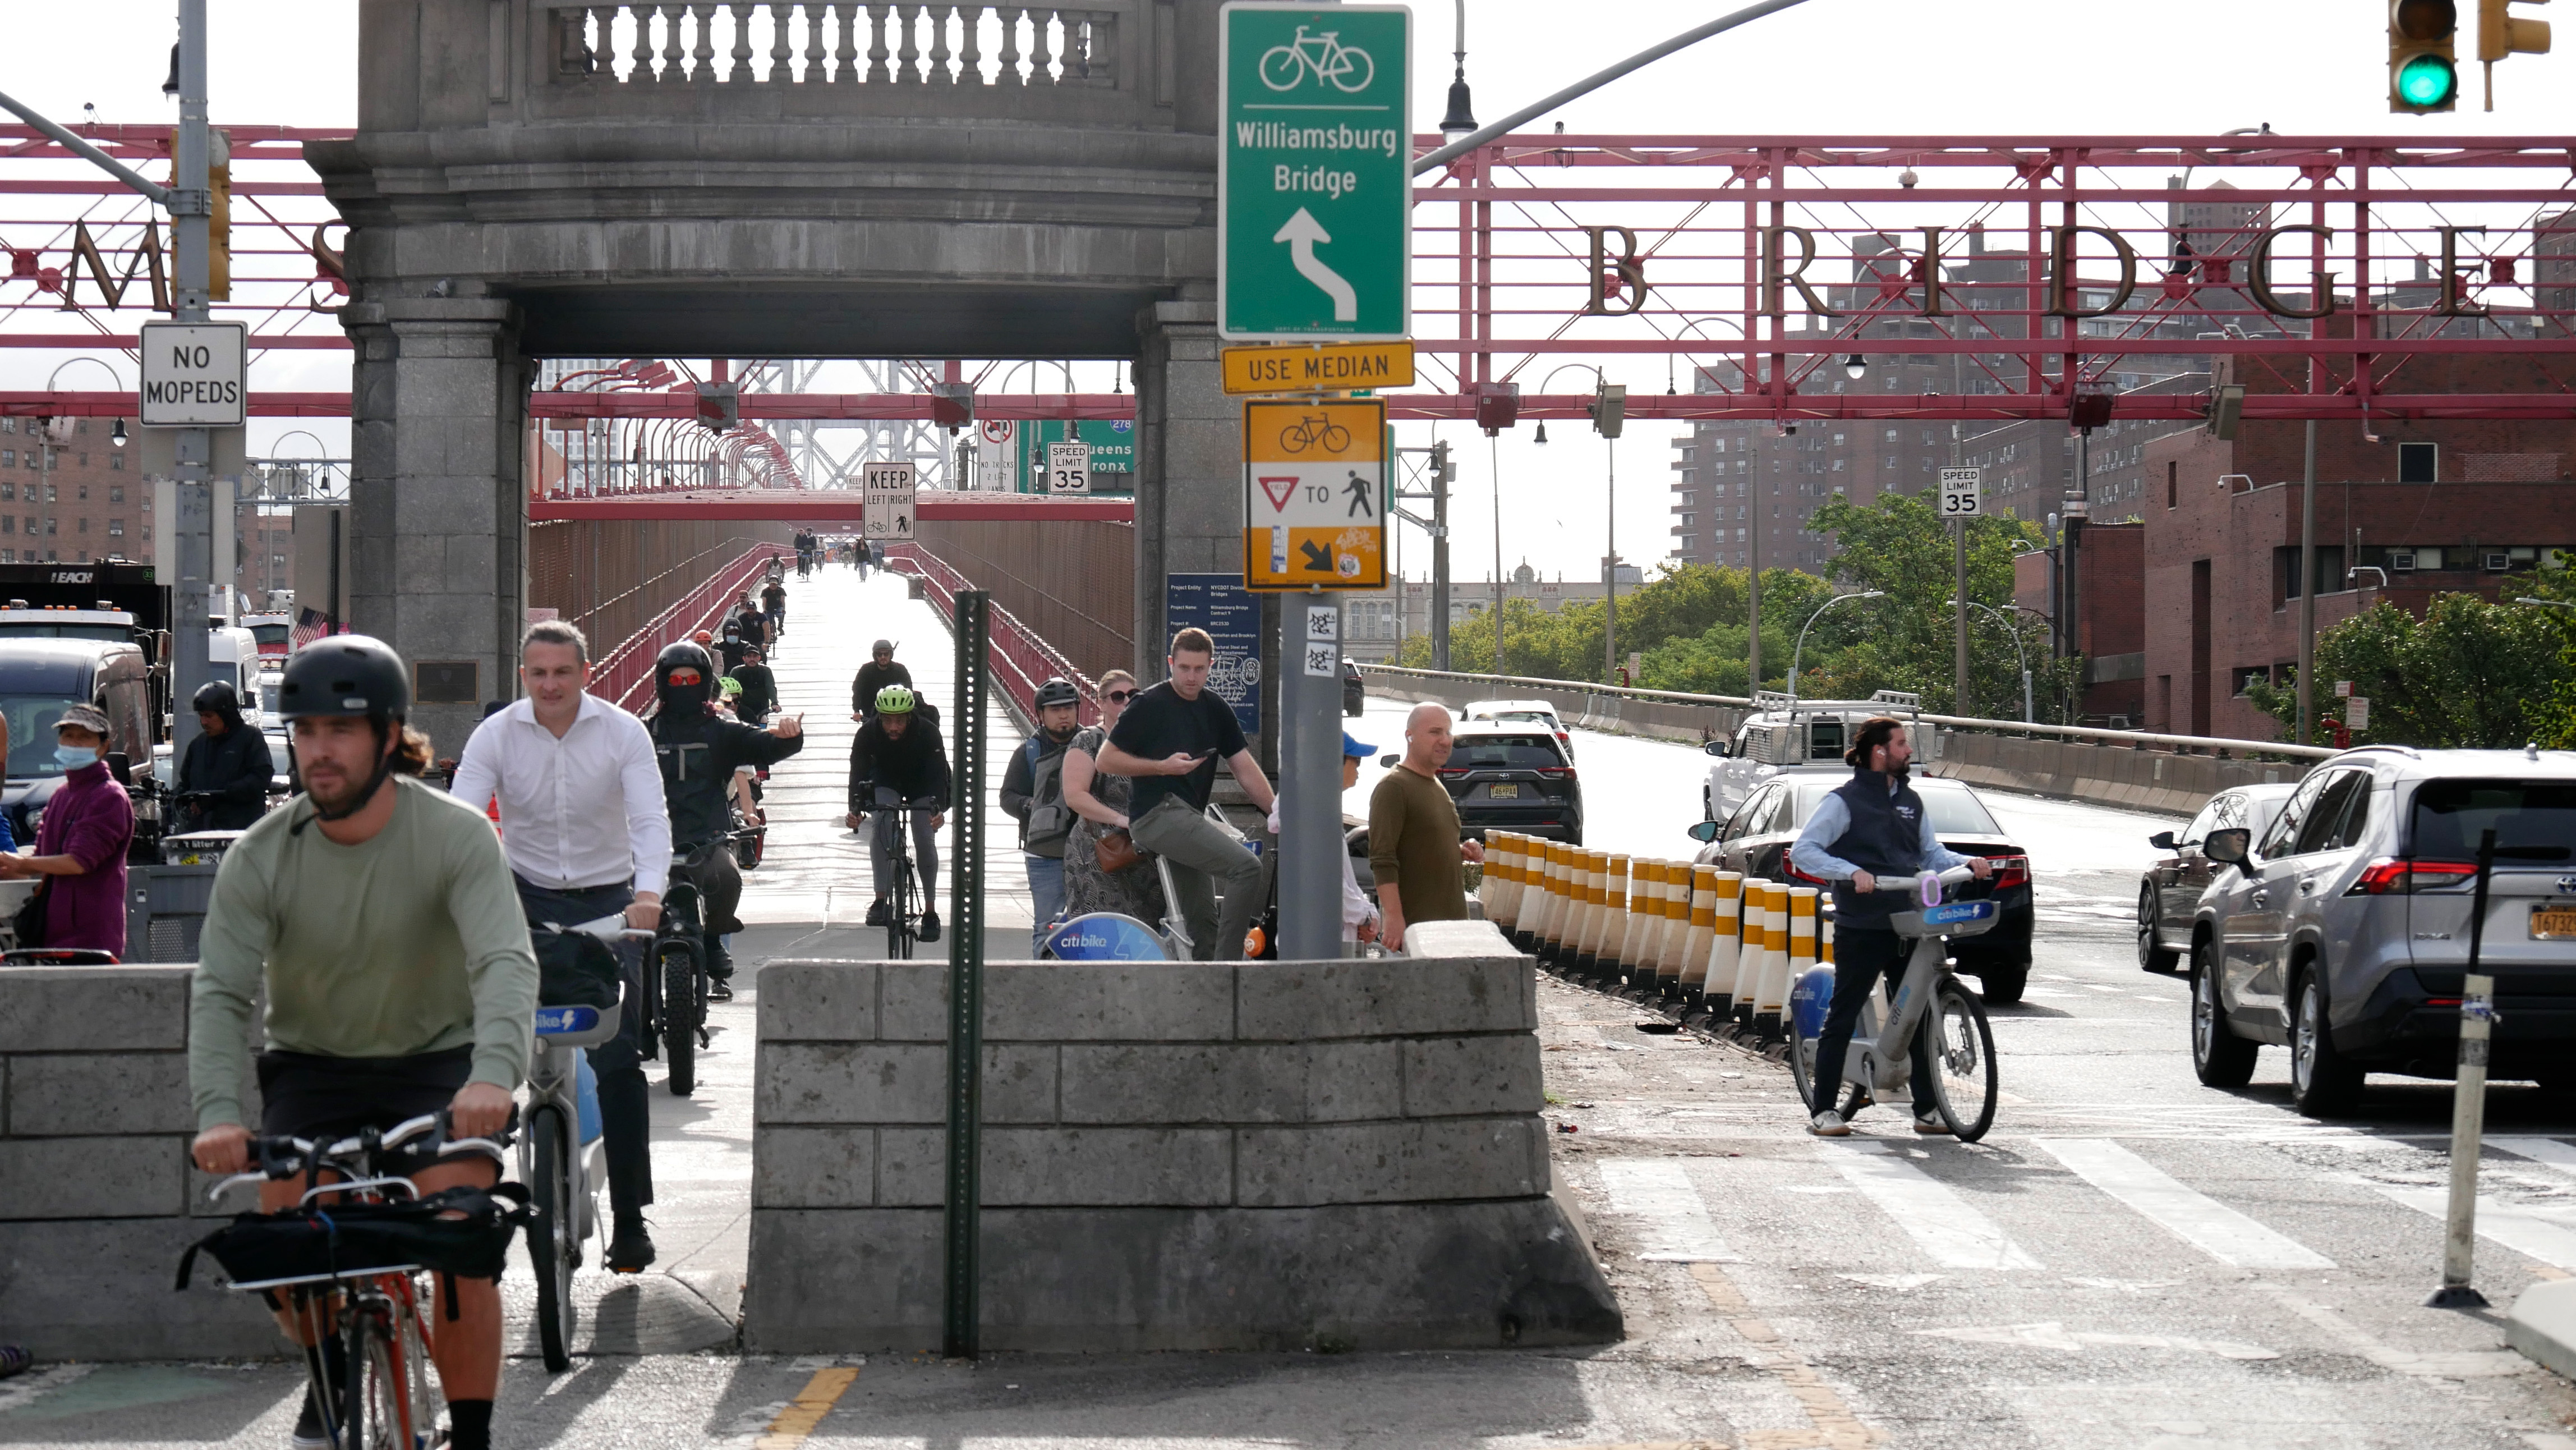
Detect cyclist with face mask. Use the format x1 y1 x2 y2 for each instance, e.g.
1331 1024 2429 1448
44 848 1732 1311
648 641 803 998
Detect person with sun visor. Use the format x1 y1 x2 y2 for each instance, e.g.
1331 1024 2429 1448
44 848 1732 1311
649 640 803 995
185 635 538 1450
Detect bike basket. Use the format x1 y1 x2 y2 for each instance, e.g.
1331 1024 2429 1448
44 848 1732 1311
535 927 622 1010
176 1182 531 1292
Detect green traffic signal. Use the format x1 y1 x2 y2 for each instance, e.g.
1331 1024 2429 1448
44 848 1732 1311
2395 50 2460 106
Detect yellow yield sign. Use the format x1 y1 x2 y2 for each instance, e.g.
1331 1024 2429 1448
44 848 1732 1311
1221 341 1414 396
1242 398 1384 592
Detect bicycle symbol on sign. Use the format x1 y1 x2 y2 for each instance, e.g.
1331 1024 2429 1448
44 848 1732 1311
1259 26 1376 93
1278 413 1353 455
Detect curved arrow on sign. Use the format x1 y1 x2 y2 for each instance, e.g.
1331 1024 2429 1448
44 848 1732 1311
1272 208 1357 322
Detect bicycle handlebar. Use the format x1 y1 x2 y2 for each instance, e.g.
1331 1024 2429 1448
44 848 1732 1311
1856 864 1981 907
205 1112 511 1204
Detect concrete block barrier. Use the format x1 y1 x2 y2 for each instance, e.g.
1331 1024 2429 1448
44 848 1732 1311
743 956 1616 1354
0 965 276 1361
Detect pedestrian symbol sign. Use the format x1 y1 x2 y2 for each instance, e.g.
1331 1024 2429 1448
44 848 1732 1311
1242 398 1385 591
862 461 916 539
1218 4 1410 341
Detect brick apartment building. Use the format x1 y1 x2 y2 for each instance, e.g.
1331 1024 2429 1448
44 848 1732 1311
2021 332 2576 737
0 416 148 566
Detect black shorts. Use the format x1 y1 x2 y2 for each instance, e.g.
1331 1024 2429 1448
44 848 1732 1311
256 1047 473 1143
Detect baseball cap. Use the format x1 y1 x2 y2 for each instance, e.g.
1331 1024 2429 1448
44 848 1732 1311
1340 731 1374 760
56 703 111 736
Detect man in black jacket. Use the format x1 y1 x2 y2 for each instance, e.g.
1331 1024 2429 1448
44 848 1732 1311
845 683 950 942
850 640 911 722
176 680 274 831
650 641 804 994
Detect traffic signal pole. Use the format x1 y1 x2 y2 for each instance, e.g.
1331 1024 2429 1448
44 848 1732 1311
170 0 214 762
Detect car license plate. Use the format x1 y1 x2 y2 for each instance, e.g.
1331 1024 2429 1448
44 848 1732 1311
2533 905 2576 939
1488 782 1520 800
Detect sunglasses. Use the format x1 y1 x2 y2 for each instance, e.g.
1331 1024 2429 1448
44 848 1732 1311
1106 689 1138 703
666 668 703 686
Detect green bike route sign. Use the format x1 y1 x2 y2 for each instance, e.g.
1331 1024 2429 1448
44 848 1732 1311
1218 3 1410 342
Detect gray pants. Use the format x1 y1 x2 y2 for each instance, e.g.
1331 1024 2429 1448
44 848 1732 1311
867 787 941 911
1130 796 1263 962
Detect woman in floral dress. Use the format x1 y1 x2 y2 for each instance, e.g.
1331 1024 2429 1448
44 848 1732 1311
1060 670 1168 926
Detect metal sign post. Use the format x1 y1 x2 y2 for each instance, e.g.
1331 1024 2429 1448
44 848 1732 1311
2430 827 2501 1309
1278 598 1345 960
1218 4 1411 340
942 590 992 1357
1939 468 1982 717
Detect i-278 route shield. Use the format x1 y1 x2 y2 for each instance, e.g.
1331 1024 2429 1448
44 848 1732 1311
1218 4 1411 341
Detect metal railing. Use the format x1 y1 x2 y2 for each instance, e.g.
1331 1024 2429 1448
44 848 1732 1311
1355 662 2338 762
884 542 1098 726
592 543 777 712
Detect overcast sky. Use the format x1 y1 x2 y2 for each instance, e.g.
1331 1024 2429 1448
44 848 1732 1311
3 1 2566 580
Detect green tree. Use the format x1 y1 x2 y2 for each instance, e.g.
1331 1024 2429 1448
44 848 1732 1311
2244 591 2569 747
1803 488 2072 718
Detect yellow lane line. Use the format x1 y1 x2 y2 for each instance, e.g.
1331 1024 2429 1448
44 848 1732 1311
752 1365 860 1449
1690 1263 1887 1449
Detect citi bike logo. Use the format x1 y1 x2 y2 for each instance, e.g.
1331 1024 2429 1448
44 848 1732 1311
1259 26 1376 92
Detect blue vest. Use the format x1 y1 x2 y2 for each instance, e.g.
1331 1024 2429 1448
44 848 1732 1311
1826 767 1928 930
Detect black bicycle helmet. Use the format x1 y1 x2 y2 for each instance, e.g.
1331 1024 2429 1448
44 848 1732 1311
276 635 411 832
278 635 409 720
1033 677 1079 710
190 678 242 718
655 640 717 718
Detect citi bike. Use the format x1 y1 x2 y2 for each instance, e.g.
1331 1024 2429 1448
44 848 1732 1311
523 913 652 1371
1787 864 2002 1142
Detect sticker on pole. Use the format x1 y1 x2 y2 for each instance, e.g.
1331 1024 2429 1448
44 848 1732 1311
1242 398 1384 591
1937 467 1983 518
139 321 246 427
1303 603 1339 676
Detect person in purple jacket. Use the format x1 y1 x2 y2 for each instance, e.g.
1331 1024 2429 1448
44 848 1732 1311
0 703 134 955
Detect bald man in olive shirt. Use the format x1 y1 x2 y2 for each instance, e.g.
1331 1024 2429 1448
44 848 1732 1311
1369 703 1487 952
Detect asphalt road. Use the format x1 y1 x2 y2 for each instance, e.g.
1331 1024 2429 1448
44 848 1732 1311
9 678 2576 1447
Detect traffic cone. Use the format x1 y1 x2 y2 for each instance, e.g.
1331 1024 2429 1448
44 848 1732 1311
1703 871 1746 1020
1677 865 1719 1005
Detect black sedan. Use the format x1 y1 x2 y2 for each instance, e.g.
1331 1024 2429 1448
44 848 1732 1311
1687 774 2034 1003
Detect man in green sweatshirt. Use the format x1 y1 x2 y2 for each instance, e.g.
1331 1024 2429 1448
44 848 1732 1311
187 636 537 1450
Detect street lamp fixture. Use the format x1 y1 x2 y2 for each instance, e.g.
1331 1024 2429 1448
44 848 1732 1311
109 419 126 448
1786 589 1885 701
1532 421 1548 446
1843 354 1867 381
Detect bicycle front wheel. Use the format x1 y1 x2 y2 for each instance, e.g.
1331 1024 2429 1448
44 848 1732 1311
346 1305 412 1450
528 1105 577 1372
1927 978 1999 1142
663 944 700 1096
1318 424 1351 452
889 854 915 961
1329 45 1374 91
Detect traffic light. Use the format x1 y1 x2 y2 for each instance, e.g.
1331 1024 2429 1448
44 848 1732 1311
209 128 230 302
2390 0 2462 113
2477 0 2551 109
1588 382 1626 439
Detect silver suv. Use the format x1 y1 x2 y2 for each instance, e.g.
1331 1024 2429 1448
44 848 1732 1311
2193 746 2576 1117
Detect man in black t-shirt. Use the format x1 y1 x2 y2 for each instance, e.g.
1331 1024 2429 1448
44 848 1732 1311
1098 627 1277 960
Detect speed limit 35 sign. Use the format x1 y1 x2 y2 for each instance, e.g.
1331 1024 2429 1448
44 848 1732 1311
1937 467 1983 519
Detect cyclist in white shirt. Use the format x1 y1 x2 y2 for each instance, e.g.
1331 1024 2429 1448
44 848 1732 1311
449 620 671 1270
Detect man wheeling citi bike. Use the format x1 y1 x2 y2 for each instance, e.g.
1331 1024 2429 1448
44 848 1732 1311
1788 715 1990 1138
187 636 539 1450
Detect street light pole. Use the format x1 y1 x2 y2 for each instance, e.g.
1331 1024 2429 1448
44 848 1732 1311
1953 598 2036 724
1786 590 1884 701
1602 437 1618 685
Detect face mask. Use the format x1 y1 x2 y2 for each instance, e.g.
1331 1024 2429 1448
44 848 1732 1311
56 742 98 769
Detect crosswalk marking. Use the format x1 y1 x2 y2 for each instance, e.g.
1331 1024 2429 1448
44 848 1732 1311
2032 1138 2334 1270
1818 1141 2041 1269
1595 1159 1740 1262
2492 1136 2576 1178
2380 1186 2576 1272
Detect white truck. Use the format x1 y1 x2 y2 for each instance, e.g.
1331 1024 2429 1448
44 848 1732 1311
1700 689 1933 824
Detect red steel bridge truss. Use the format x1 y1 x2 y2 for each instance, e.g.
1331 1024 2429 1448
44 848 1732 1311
1 126 2571 464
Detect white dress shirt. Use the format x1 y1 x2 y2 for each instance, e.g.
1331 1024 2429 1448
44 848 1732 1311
450 692 673 893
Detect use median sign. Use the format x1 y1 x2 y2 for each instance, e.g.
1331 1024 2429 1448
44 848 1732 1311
1218 4 1410 342
1221 340 1415 394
